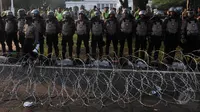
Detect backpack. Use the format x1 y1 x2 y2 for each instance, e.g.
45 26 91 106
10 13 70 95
76 21 87 35
136 21 147 36
152 21 162 36
106 20 117 35
5 20 14 33
186 20 199 36
46 21 56 34
121 19 133 33
166 19 178 34
92 21 103 36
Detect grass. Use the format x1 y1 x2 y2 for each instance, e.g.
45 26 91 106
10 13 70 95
44 34 168 60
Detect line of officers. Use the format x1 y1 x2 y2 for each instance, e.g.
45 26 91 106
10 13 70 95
0 7 200 65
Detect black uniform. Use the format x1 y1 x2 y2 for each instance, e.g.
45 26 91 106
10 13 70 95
119 14 134 57
90 16 104 58
105 16 119 56
32 16 45 54
45 16 60 58
18 16 26 49
61 16 75 59
0 17 6 54
23 21 38 55
163 15 181 64
181 17 200 55
147 16 163 61
134 17 148 59
75 18 90 58
5 16 20 53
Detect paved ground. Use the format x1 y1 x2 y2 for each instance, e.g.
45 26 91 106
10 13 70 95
0 97 199 112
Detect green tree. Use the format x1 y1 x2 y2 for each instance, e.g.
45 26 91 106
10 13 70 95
152 0 200 10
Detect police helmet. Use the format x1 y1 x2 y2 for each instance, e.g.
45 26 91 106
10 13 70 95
25 16 33 22
79 10 85 15
7 11 13 16
187 10 195 17
139 10 146 15
47 11 55 17
109 10 116 15
94 11 100 17
80 5 85 9
155 11 163 16
17 9 26 17
122 8 129 14
63 11 71 18
169 7 175 12
31 9 40 17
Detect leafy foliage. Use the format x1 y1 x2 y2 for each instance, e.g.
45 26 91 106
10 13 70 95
152 0 185 9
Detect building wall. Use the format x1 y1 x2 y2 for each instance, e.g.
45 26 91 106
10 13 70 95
65 0 133 10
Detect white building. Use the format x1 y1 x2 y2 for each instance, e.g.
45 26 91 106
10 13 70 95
65 0 133 10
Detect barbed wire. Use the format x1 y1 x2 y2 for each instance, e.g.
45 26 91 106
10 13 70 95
0 50 200 110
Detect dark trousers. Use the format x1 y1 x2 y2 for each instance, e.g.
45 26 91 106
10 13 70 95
19 32 25 49
164 34 180 64
23 38 37 59
76 34 90 57
164 34 179 64
119 33 133 57
62 35 73 59
147 36 162 61
105 34 118 56
0 32 6 53
46 34 59 58
91 35 104 58
134 36 147 59
182 35 199 54
39 33 44 54
6 32 20 53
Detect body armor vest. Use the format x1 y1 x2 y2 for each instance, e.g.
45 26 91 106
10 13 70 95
166 19 178 34
33 20 41 33
106 20 117 35
76 21 87 35
18 19 25 32
46 21 56 34
62 21 73 36
25 24 35 39
136 21 147 36
92 21 103 36
121 19 132 33
5 20 14 33
152 21 162 36
186 20 199 36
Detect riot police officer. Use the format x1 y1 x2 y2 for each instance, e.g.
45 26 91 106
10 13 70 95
119 8 134 57
105 10 119 56
147 11 163 62
75 11 90 58
23 16 39 59
181 10 200 56
90 11 104 59
45 11 59 58
0 16 6 55
163 7 181 64
62 11 75 59
31 9 45 55
134 10 148 60
17 9 26 50
5 11 20 53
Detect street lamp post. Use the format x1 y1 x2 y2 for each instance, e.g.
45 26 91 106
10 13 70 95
11 0 15 15
0 0 2 13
